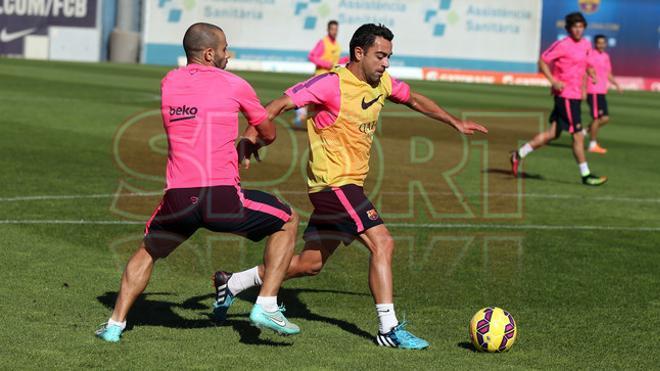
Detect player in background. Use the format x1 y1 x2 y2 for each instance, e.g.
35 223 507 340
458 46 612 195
584 34 622 154
293 20 350 129
511 12 607 186
95 23 301 343
212 23 487 350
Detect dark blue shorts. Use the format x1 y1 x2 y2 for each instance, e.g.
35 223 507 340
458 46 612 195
144 185 291 259
549 96 582 135
304 184 384 244
587 93 609 119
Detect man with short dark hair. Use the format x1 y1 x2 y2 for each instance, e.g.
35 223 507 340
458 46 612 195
95 22 301 342
511 12 607 186
584 34 621 154
212 23 487 350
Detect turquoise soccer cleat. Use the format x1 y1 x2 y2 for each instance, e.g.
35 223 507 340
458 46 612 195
95 323 123 343
376 321 429 350
249 304 300 336
582 173 608 186
212 271 235 322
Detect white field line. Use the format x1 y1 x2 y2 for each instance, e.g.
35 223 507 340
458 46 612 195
0 220 144 225
0 219 658 232
0 192 163 202
0 191 659 204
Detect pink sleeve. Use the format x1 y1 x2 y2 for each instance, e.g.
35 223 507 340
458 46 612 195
541 40 565 64
235 79 268 126
388 76 411 104
285 73 338 108
308 40 333 70
586 52 594 68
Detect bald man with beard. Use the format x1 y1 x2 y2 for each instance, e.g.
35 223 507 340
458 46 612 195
95 23 301 343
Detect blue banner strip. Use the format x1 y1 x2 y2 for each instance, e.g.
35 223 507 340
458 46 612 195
143 43 537 73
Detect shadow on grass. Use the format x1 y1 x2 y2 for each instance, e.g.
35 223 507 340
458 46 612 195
243 286 374 341
97 287 372 346
485 167 587 186
97 291 289 346
484 168 545 180
457 341 477 352
547 141 573 149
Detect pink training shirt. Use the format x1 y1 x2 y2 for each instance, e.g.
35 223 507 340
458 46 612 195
308 38 350 70
587 50 612 94
541 36 592 99
284 72 411 129
160 64 267 190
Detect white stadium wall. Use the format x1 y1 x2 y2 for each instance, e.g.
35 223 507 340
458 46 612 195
142 0 543 74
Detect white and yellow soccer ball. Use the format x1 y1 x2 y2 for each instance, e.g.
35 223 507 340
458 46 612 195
469 307 517 352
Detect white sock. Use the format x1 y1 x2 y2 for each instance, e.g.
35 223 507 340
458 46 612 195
228 266 262 296
518 143 534 158
589 140 597 149
256 296 279 312
579 162 590 177
108 318 126 330
376 303 399 333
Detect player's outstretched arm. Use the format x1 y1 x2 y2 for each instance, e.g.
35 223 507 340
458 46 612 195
239 95 296 144
265 95 297 120
404 91 488 135
241 118 276 144
237 95 297 169
237 118 276 169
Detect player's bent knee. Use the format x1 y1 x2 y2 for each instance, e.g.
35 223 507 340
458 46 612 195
294 257 324 277
544 130 556 143
304 261 324 276
136 243 157 264
287 209 300 226
600 116 609 124
373 235 395 258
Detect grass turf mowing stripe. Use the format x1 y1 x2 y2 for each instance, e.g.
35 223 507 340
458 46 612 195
1 192 659 204
1 219 659 232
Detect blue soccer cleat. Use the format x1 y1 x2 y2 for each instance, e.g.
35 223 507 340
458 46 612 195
95 323 123 343
249 304 300 336
212 271 235 322
376 321 429 350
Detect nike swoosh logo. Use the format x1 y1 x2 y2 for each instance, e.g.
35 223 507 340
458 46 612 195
361 94 383 110
267 315 287 327
0 27 37 43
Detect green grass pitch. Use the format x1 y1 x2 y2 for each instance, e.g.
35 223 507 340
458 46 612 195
1 58 659 369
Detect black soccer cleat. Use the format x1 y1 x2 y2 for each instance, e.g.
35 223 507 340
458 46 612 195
212 271 235 321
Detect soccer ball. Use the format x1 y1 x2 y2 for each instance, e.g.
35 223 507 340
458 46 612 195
469 307 517 352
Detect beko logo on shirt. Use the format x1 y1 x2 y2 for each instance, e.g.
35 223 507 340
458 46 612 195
169 105 198 122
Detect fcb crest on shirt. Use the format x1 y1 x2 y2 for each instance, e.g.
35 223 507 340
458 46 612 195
579 0 600 14
366 209 379 221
